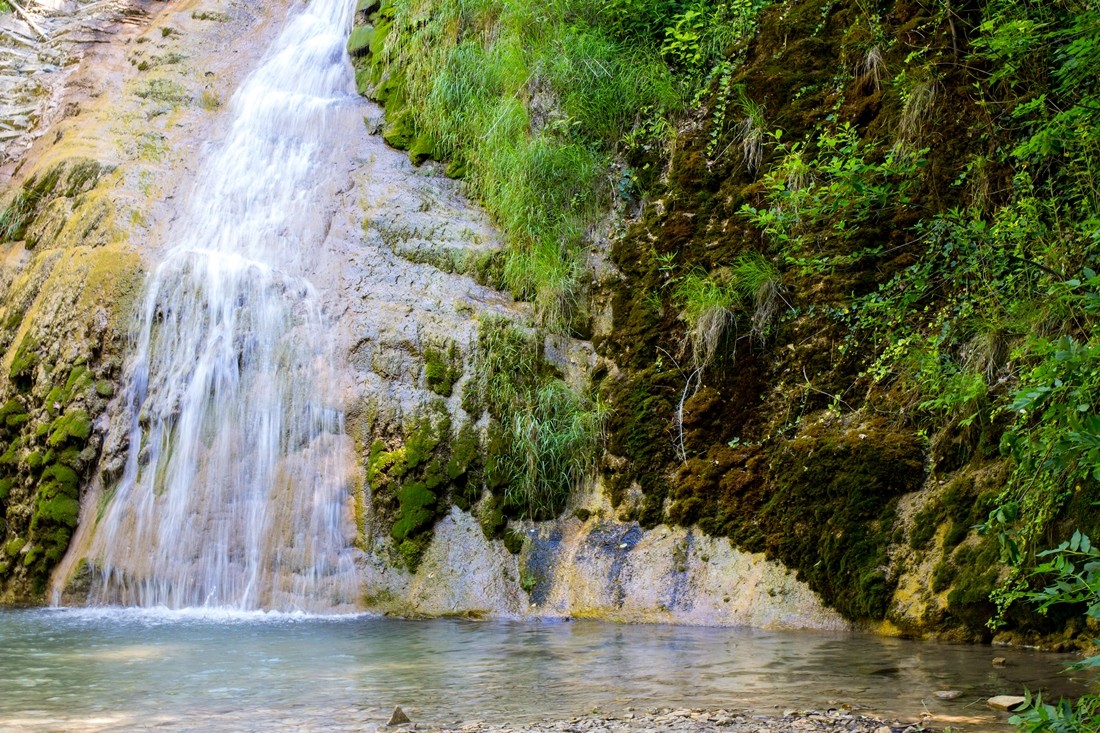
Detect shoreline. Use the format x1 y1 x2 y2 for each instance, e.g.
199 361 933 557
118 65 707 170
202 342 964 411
383 708 962 733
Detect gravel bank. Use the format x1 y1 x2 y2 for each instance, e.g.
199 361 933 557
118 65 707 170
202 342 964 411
397 708 935 733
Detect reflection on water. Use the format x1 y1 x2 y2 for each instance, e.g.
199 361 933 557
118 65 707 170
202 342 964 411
0 609 1089 732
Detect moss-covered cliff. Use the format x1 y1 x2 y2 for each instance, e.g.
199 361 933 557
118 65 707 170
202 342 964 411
0 159 142 601
355 0 1100 642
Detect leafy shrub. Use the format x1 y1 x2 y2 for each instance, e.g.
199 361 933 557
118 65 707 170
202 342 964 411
1007 531 1100 733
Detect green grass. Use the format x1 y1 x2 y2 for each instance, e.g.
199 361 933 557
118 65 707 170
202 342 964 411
674 269 741 369
464 315 605 520
502 380 604 519
364 0 769 332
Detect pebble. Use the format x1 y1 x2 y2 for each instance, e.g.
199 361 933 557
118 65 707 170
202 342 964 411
987 695 1027 711
933 691 963 700
415 708 934 733
991 657 1008 667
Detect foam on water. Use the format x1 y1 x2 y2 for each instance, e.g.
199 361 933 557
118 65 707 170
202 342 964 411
76 0 361 612
41 606 374 627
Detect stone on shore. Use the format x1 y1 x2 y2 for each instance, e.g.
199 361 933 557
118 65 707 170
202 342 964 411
987 696 1027 711
389 706 412 726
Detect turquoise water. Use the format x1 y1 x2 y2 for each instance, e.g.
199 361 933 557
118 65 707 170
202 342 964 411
0 609 1087 732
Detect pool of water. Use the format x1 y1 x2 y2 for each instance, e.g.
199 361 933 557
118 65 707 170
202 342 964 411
0 609 1089 732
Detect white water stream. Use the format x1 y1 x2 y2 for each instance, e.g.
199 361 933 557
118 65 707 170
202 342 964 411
77 0 360 611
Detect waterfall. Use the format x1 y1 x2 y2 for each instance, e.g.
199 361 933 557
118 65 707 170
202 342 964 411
82 0 360 611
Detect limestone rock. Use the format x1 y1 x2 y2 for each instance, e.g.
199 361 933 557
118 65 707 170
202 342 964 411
987 696 1027 711
934 690 963 700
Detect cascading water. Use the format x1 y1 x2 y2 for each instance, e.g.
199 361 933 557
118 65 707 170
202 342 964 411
80 0 361 611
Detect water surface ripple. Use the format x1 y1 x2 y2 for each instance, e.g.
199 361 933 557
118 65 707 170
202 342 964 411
0 610 1087 732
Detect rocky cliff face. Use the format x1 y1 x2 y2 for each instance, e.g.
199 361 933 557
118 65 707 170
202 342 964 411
0 0 289 602
348 0 1100 646
0 0 844 629
4 0 1091 642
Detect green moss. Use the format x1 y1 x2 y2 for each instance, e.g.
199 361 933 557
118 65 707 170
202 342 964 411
424 342 460 397
503 527 526 555
63 365 91 396
391 482 437 541
33 495 80 528
95 380 115 398
397 535 432 571
944 537 1002 630
0 437 22 466
909 504 939 550
0 398 28 434
759 419 925 621
368 402 482 571
9 334 39 383
404 409 448 471
382 111 416 151
0 477 13 501
47 410 91 447
478 494 508 541
42 527 72 563
931 559 955 593
408 134 437 166
348 25 375 56
42 464 79 492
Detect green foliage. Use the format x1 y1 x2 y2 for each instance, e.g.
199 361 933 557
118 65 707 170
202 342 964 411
1005 531 1100 733
673 251 783 366
659 0 769 70
743 123 926 273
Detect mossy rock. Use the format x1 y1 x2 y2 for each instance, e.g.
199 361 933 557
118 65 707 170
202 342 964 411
424 342 461 397
761 416 926 621
33 494 80 528
0 397 28 427
47 410 91 447
503 527 526 555
391 482 437 541
347 25 375 57
408 134 437 166
382 112 417 151
0 437 22 466
8 334 40 383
